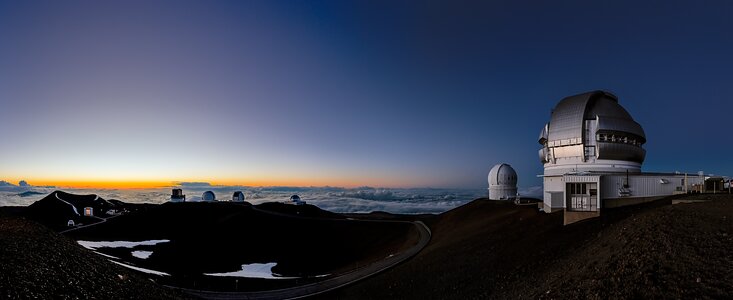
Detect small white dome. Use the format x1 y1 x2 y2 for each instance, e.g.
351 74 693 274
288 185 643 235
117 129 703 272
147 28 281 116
232 191 245 202
488 163 518 200
202 191 216 201
488 163 518 186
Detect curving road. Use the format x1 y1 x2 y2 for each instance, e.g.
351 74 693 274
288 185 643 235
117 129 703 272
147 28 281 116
170 207 431 300
57 192 120 234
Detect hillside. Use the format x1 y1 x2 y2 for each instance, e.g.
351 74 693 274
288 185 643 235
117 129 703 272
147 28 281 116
326 195 733 299
24 191 123 231
0 216 191 299
65 201 420 292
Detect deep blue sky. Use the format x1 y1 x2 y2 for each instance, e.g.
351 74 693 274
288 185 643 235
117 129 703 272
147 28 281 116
0 0 731 189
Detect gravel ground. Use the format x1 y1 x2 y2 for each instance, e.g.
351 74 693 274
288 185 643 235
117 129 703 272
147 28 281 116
524 195 733 299
0 216 193 299
326 195 733 299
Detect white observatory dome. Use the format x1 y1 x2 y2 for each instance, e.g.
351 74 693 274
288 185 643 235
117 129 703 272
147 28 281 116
290 194 305 205
232 191 245 202
202 191 216 201
488 163 518 200
538 90 646 176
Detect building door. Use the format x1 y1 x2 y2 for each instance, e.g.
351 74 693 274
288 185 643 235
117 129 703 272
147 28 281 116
567 183 598 211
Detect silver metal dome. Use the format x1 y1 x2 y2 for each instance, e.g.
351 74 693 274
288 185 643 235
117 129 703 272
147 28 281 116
488 163 518 200
202 191 216 201
539 90 646 175
232 191 245 202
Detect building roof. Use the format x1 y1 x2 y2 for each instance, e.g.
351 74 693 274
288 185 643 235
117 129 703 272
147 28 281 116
541 90 646 145
488 163 517 186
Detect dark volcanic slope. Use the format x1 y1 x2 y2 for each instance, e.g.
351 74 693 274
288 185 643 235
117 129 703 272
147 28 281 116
24 191 121 231
327 196 733 299
66 201 419 291
0 216 190 299
327 200 573 299
523 196 733 299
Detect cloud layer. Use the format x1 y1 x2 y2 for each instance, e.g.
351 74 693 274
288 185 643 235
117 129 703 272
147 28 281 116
0 184 495 214
0 179 545 214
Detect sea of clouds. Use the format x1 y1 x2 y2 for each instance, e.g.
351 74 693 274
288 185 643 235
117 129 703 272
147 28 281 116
0 180 543 214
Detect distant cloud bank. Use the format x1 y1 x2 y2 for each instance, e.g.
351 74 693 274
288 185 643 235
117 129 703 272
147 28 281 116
0 181 543 214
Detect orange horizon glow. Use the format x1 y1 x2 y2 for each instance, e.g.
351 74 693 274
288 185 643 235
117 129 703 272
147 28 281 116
4 177 419 189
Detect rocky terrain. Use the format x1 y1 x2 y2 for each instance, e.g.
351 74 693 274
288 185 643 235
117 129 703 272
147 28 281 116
327 195 733 299
0 215 191 299
1 191 731 299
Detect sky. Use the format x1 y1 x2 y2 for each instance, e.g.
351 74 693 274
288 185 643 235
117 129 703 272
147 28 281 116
0 0 731 190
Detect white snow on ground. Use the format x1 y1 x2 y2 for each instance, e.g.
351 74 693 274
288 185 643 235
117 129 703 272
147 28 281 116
93 251 121 260
110 260 169 276
131 250 153 259
77 239 170 250
204 262 299 279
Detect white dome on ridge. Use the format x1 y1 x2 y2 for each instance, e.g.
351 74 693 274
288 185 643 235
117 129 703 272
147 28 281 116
488 163 518 200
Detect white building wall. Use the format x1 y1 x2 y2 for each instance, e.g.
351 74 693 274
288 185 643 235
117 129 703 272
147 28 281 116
601 174 704 199
489 186 518 200
543 175 565 209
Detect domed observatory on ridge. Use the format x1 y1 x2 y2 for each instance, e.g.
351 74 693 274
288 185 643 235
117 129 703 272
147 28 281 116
170 189 186 202
202 191 216 201
538 90 705 224
232 191 245 202
290 194 305 205
487 163 518 200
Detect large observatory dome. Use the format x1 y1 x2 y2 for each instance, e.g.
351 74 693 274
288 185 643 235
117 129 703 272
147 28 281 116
538 90 646 175
488 163 518 200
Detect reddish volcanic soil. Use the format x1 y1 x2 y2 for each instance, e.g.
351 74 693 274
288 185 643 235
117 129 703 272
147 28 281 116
326 195 733 299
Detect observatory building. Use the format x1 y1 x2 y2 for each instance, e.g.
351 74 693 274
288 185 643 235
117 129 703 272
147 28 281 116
488 163 518 200
538 90 704 223
232 191 245 202
290 194 305 205
170 189 186 202
202 191 216 201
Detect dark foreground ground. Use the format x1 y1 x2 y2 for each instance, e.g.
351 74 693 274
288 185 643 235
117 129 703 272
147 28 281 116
1 193 731 299
324 194 732 299
0 216 192 299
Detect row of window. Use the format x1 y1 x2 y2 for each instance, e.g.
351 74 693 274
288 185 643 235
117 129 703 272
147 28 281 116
596 133 642 146
568 183 587 195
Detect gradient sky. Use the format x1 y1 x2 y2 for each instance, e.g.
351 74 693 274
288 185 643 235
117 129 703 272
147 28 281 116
0 1 731 189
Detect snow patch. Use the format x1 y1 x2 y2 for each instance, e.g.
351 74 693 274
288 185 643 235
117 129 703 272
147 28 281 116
77 239 170 250
131 250 153 259
204 263 299 279
93 251 120 260
110 260 169 276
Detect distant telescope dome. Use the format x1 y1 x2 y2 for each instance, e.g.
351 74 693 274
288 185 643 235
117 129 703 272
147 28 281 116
202 191 216 201
488 163 518 200
290 194 305 205
232 191 245 202
538 90 646 176
170 188 186 202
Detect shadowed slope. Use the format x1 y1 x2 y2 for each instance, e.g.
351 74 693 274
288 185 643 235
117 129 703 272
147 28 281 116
327 196 733 299
0 216 191 299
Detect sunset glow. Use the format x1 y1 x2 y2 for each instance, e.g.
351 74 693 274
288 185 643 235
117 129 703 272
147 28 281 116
0 1 730 190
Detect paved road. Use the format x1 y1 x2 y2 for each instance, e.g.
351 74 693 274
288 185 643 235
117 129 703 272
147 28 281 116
171 206 432 300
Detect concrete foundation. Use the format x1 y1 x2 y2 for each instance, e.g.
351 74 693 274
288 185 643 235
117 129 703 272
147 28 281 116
564 210 600 225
